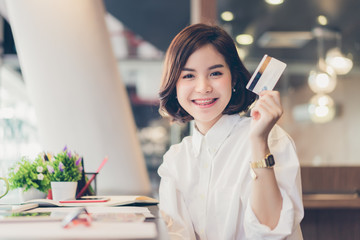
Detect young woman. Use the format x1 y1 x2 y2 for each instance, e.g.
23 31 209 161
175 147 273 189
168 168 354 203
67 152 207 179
158 23 303 240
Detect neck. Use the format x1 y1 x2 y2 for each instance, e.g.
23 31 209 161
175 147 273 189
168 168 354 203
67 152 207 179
195 115 223 135
195 124 211 135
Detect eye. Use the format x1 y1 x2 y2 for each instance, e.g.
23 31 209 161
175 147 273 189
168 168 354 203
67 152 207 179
183 73 194 79
210 71 223 77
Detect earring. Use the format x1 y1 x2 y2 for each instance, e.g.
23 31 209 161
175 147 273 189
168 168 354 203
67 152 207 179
232 88 236 92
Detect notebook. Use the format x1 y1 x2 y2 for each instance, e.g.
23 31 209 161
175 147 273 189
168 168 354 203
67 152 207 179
22 195 158 207
0 203 38 213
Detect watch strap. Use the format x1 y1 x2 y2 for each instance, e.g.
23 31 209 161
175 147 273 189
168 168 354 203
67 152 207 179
250 153 275 169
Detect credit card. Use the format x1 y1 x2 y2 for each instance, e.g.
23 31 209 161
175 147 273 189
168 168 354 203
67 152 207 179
246 54 287 95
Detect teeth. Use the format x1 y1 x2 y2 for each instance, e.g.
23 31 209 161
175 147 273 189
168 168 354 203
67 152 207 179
194 99 215 105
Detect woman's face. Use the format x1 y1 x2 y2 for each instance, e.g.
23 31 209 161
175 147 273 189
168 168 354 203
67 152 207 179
176 44 232 134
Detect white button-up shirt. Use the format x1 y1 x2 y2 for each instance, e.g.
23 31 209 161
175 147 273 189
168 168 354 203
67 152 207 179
158 114 304 240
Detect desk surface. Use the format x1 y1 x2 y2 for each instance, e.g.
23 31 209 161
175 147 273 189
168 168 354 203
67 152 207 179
147 205 169 240
0 205 169 240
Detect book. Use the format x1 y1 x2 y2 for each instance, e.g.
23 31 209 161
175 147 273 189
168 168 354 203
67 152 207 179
22 195 159 207
0 203 38 213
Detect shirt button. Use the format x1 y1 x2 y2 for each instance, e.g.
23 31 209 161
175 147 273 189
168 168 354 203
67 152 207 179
208 148 216 155
200 194 205 200
203 163 209 169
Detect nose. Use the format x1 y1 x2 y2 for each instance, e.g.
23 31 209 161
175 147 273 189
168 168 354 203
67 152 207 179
195 77 212 94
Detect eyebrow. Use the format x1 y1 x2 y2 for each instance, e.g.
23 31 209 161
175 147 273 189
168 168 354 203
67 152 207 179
182 64 224 72
209 64 224 70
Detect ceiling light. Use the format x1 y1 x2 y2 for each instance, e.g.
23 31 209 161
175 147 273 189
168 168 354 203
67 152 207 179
308 94 336 123
265 0 284 5
325 48 353 75
310 27 339 94
236 34 253 45
308 65 337 94
317 15 328 25
221 11 234 22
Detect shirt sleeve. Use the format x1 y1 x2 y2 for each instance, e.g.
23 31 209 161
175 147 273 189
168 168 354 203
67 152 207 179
158 157 197 240
244 128 304 240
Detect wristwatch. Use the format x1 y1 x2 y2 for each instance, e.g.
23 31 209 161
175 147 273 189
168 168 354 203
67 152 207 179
250 153 275 169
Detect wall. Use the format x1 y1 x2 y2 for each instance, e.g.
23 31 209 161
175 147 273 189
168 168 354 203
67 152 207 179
280 72 360 166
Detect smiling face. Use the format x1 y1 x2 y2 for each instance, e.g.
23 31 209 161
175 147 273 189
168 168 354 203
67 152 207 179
176 44 232 134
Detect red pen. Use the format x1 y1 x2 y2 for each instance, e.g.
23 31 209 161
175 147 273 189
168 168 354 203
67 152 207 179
76 156 108 198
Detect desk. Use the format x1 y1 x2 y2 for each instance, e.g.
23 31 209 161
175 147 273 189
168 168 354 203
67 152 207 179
147 205 169 240
0 205 169 240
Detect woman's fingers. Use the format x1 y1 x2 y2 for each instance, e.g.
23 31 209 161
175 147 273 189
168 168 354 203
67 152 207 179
253 91 283 120
259 90 282 109
250 90 283 139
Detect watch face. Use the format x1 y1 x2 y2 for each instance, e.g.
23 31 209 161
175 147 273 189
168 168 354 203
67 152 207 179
266 154 275 167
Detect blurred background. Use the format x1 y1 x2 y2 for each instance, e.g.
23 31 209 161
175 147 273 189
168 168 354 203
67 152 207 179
0 1 359 239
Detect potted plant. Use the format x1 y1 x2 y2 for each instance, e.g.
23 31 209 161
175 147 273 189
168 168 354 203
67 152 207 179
47 146 83 201
7 154 51 201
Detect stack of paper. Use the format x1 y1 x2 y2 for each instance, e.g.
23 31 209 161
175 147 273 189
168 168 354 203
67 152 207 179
23 195 159 207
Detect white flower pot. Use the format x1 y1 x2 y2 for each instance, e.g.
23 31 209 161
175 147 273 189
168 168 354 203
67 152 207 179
51 182 78 201
20 188 47 202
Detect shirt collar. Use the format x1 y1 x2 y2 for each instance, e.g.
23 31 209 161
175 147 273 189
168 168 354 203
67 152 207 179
192 114 240 157
192 123 203 157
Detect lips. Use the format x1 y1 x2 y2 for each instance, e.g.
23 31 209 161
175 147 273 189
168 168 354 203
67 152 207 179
192 98 218 106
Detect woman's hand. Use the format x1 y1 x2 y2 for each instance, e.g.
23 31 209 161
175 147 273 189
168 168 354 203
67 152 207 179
250 90 283 143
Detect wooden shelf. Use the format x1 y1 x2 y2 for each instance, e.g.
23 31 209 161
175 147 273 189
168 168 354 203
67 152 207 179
303 193 360 209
